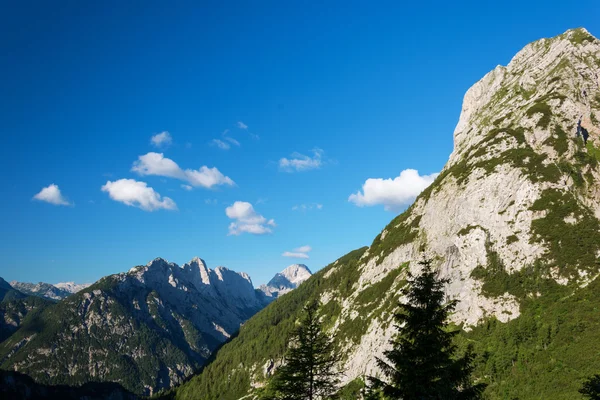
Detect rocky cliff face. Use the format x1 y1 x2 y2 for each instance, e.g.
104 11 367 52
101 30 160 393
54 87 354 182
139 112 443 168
258 264 312 301
0 257 266 396
336 26 600 386
172 28 600 400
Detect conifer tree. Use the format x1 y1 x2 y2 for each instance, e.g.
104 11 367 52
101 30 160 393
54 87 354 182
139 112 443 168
267 301 340 400
369 260 486 400
580 374 600 400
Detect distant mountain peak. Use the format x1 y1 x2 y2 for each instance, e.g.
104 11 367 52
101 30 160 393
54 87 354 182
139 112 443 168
258 264 312 301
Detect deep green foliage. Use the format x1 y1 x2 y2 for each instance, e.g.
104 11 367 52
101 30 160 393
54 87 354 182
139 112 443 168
370 260 485 400
266 302 340 400
580 374 600 399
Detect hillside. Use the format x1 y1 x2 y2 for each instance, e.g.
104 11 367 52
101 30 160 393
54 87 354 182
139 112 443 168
169 28 600 400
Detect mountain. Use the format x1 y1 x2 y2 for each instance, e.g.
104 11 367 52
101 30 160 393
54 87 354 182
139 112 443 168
0 257 267 396
0 278 26 303
170 28 600 400
0 370 137 400
0 296 51 343
55 281 92 294
257 264 312 301
9 281 73 301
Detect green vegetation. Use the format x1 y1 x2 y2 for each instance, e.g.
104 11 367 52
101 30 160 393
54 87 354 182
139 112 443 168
506 235 518 245
580 374 600 399
544 125 569 155
366 211 421 263
458 225 482 236
529 189 600 276
262 302 340 400
457 274 600 400
0 280 210 395
526 101 552 129
569 29 597 45
586 141 600 163
0 296 51 342
171 248 369 400
370 260 485 399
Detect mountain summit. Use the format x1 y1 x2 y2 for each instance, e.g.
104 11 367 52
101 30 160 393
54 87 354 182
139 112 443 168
173 28 600 400
258 264 312 301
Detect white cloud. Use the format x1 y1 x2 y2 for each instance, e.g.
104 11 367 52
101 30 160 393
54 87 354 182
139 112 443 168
292 203 323 211
225 136 240 146
101 179 177 211
348 169 439 211
237 121 248 130
32 184 72 206
132 152 234 189
181 184 193 191
279 148 324 172
282 252 309 259
211 133 240 150
282 245 311 259
150 131 173 148
211 139 230 150
225 201 275 235
294 245 311 253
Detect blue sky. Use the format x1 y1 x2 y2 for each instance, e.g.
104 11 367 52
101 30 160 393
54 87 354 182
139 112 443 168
2 1 599 286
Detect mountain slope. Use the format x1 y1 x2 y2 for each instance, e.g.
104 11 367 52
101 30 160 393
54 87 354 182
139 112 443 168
0 278 26 303
170 28 600 400
9 281 72 301
257 264 312 302
0 296 51 343
0 257 266 396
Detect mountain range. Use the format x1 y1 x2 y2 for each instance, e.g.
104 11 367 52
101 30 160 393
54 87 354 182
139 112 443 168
169 27 600 400
0 259 311 396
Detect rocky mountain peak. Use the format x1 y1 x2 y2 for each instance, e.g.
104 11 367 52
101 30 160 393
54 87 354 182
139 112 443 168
450 27 600 167
279 264 312 285
258 264 313 301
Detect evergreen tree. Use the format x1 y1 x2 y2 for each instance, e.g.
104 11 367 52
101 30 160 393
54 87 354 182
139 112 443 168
580 374 600 399
369 260 486 400
267 301 340 400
